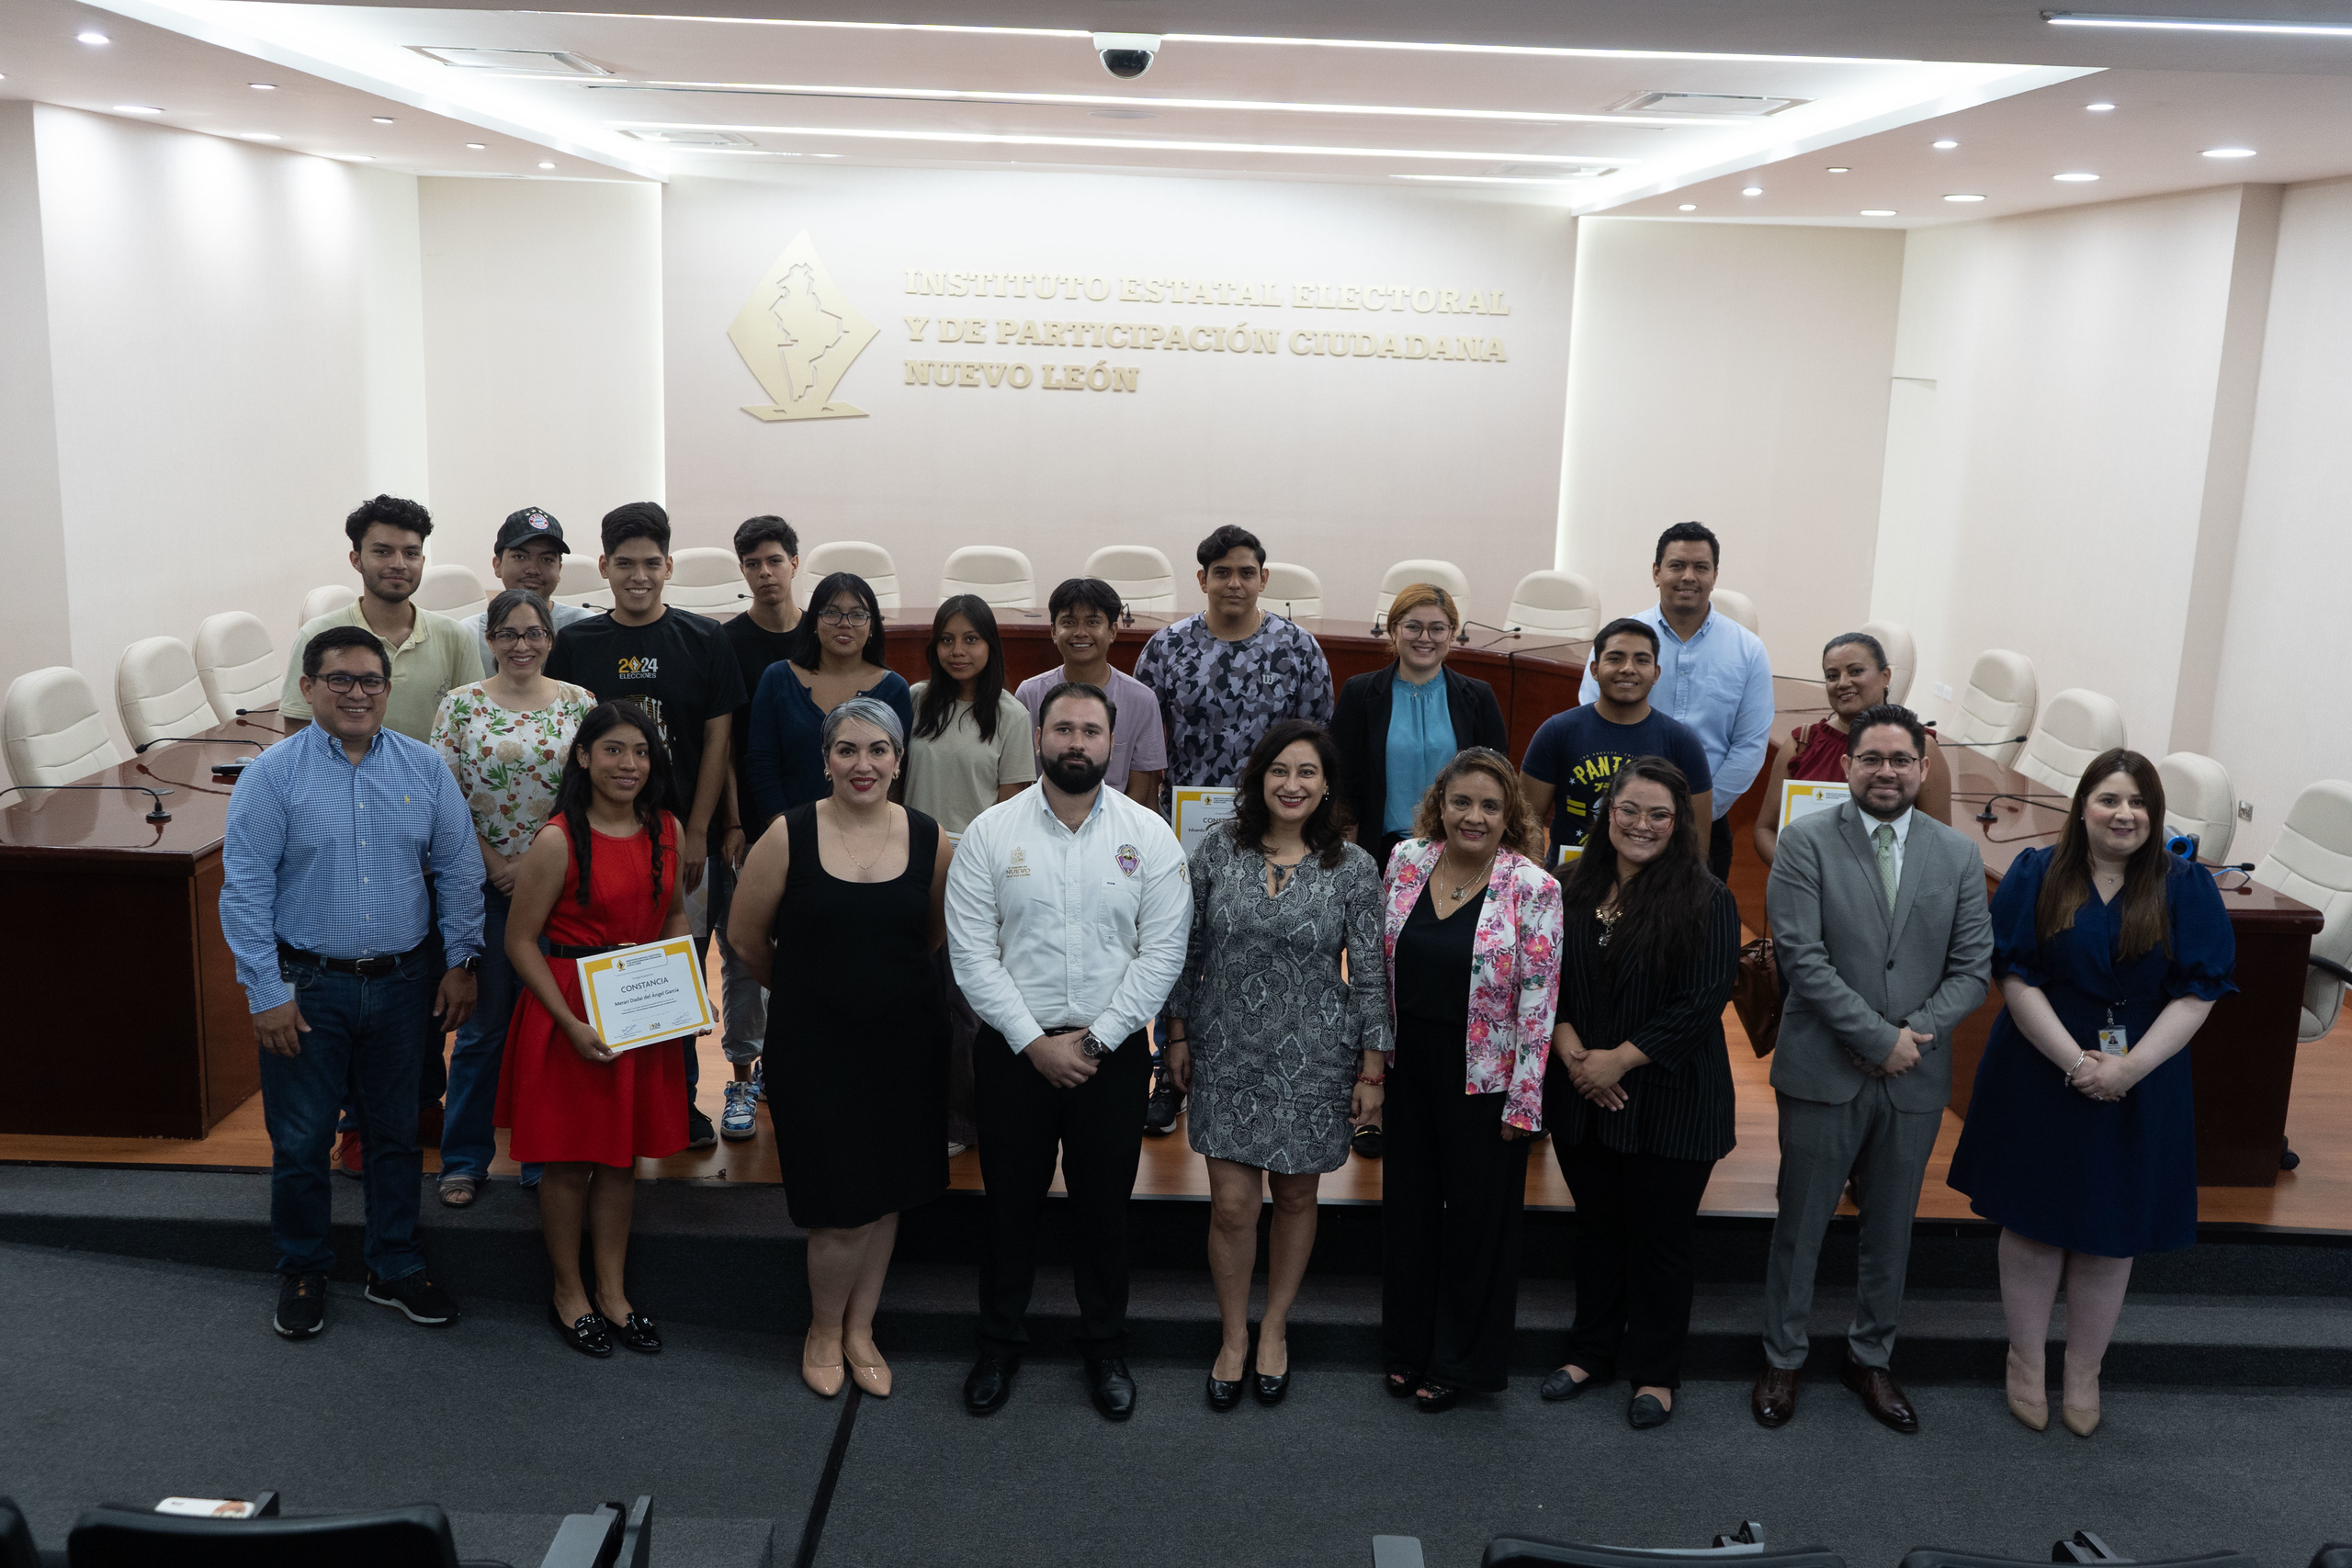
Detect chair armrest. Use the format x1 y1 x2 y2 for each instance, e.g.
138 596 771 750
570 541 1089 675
2312 956 2352 987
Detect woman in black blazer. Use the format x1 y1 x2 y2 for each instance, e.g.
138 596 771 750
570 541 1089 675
1331 582 1509 874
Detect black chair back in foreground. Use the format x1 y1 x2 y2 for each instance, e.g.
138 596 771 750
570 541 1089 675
1899 1545 2258 1568
1484 1523 1844 1568
2308 1549 2352 1568
64 1502 476 1568
1 1497 52 1568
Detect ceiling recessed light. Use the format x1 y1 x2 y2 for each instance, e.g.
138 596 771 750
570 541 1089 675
240 132 280 141
1678 202 1696 210
372 116 395 124
465 142 486 150
77 29 108 44
538 161 556 169
2053 171 2100 182
1932 139 1959 149
1944 193 1987 202
2202 147 2256 158
250 82 276 90
2086 102 2116 111
1742 185 1762 195
1860 209 1897 217
115 106 164 115
1826 165 1851 173
608 118 1625 168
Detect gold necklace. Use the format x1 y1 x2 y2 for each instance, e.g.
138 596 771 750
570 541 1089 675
833 811 891 873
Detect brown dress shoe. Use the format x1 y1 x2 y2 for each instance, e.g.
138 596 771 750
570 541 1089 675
1840 1354 1919 1433
1752 1366 1800 1427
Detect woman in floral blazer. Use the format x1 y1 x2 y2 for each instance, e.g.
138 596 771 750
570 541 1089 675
1378 746 1563 1411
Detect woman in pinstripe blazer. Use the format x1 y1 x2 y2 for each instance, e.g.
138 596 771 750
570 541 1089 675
1542 755 1741 1429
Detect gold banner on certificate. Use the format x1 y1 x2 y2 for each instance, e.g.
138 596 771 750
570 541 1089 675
1171 785 1236 858
1781 778 1850 827
576 937 714 1054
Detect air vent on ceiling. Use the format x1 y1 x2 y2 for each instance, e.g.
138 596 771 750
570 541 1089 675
408 47 611 76
625 128 755 147
1608 91 1804 117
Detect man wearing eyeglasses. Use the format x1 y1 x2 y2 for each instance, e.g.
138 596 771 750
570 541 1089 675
457 507 593 675
1752 702 1992 1436
222 626 486 1341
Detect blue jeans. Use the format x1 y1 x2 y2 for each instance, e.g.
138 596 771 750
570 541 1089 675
259 947 437 1280
443 885 514 1180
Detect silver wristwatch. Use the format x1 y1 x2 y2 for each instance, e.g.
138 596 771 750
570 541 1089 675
1078 1031 1114 1061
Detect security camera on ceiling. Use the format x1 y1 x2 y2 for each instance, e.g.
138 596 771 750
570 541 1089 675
1091 32 1162 80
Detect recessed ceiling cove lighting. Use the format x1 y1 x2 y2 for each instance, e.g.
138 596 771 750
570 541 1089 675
607 120 1628 165
1678 203 1697 210
538 161 556 168
2053 171 2099 181
77 29 108 44
1826 165 1851 173
241 132 279 141
1944 193 1987 201
115 106 164 115
2086 102 2115 111
465 142 486 149
1742 185 1763 196
2045 11 2352 36
250 83 276 90
373 116 394 123
2202 147 2256 158
1932 139 1959 149
1861 209 1897 216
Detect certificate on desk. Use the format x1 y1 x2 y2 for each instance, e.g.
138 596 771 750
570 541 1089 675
1171 786 1236 858
1781 779 1850 827
575 937 713 1054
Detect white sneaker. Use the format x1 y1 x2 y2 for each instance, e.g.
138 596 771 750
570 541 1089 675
720 1079 758 1142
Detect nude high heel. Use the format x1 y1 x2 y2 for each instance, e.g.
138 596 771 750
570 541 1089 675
2005 1347 2049 1432
2062 1359 2101 1438
802 1333 845 1399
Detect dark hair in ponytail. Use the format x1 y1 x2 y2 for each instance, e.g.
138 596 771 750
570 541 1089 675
552 702 673 910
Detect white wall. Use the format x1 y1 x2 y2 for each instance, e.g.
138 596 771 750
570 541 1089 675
17 106 427 761
0 102 74 720
1867 185 2278 759
2206 176 2352 863
419 177 665 571
1558 219 1905 680
660 164 1576 625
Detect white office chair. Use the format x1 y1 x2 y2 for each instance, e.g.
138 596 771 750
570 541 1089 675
941 546 1036 611
1082 546 1176 613
1374 559 1471 627
2158 750 2236 863
298 583 357 626
2014 688 2128 796
115 637 222 753
798 541 903 614
1858 619 1917 705
554 556 608 610
413 563 486 616
1945 649 2040 768
1263 562 1324 621
665 547 748 616
2251 779 2352 1041
4 666 123 787
1710 589 1760 637
1503 570 1602 639
193 612 279 719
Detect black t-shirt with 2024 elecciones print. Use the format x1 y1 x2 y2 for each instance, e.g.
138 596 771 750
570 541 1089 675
544 607 747 822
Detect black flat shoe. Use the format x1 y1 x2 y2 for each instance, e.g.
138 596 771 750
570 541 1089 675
1628 1393 1673 1429
1206 1371 1244 1413
605 1311 662 1355
1415 1380 1461 1414
1541 1365 1601 1402
1385 1369 1418 1399
549 1303 613 1359
1351 1123 1385 1159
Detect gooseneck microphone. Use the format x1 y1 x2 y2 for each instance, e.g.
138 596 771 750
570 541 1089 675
0 783 174 822
1940 734 2030 750
1972 791 2066 825
1453 617 1519 645
133 737 266 755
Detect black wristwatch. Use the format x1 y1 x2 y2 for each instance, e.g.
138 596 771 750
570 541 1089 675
457 956 482 974
1077 1031 1114 1061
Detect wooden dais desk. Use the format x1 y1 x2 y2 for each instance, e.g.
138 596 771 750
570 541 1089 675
0 710 295 1137
1724 709 2322 1188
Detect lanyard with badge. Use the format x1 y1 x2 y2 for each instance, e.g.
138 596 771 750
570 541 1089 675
2098 1002 2130 1055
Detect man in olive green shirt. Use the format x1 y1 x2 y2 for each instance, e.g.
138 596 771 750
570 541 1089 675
279 495 483 741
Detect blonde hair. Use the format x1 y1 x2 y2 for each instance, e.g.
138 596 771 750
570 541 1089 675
1412 748 1540 856
1386 581 1460 633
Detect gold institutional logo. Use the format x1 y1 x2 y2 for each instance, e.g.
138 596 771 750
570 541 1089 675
728 231 878 423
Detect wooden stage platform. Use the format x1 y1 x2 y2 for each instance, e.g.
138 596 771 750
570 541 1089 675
6 952 2347 1235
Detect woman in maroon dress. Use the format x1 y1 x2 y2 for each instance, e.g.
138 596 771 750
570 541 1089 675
1753 631 1951 864
499 701 692 1359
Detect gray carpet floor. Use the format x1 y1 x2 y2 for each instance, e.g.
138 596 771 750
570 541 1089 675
6 1241 2351 1568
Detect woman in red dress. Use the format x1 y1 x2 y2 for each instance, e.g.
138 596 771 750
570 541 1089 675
498 701 691 1359
1752 631 1951 865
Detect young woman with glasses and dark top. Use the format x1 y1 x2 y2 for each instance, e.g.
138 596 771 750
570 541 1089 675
1541 756 1741 1428
741 571 914 837
426 589 594 1207
1378 748 1562 1413
497 702 694 1359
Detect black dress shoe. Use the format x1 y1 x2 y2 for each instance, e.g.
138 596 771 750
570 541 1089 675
1205 1371 1244 1413
964 1355 1018 1416
549 1303 614 1359
1351 1123 1385 1160
605 1311 662 1355
1840 1353 1920 1434
1628 1393 1672 1429
1414 1380 1462 1414
1086 1356 1137 1421
1540 1365 1601 1402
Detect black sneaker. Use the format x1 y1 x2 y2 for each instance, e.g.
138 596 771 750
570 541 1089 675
1142 1068 1183 1137
274 1272 327 1339
365 1269 460 1326
686 1105 719 1149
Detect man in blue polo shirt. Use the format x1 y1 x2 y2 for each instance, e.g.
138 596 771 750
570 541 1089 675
1577 521 1773 884
221 624 485 1341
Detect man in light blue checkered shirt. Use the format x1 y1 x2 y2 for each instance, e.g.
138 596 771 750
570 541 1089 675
220 624 484 1341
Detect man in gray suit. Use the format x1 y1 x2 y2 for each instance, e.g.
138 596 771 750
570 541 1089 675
1753 703 1993 1433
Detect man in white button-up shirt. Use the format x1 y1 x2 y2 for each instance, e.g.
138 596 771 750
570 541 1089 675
945 680 1192 1422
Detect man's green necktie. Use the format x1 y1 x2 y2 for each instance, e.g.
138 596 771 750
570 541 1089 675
1873 822 1898 911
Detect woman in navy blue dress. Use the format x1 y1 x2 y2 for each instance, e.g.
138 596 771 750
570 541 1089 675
1948 749 2234 1439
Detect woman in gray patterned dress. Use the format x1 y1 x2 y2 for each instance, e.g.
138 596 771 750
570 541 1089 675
1165 718 1391 1411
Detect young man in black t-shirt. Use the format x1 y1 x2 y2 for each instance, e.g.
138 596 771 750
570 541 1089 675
543 500 747 1148
1521 616 1713 866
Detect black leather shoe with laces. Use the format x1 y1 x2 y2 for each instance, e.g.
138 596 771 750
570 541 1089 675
1087 1357 1137 1420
